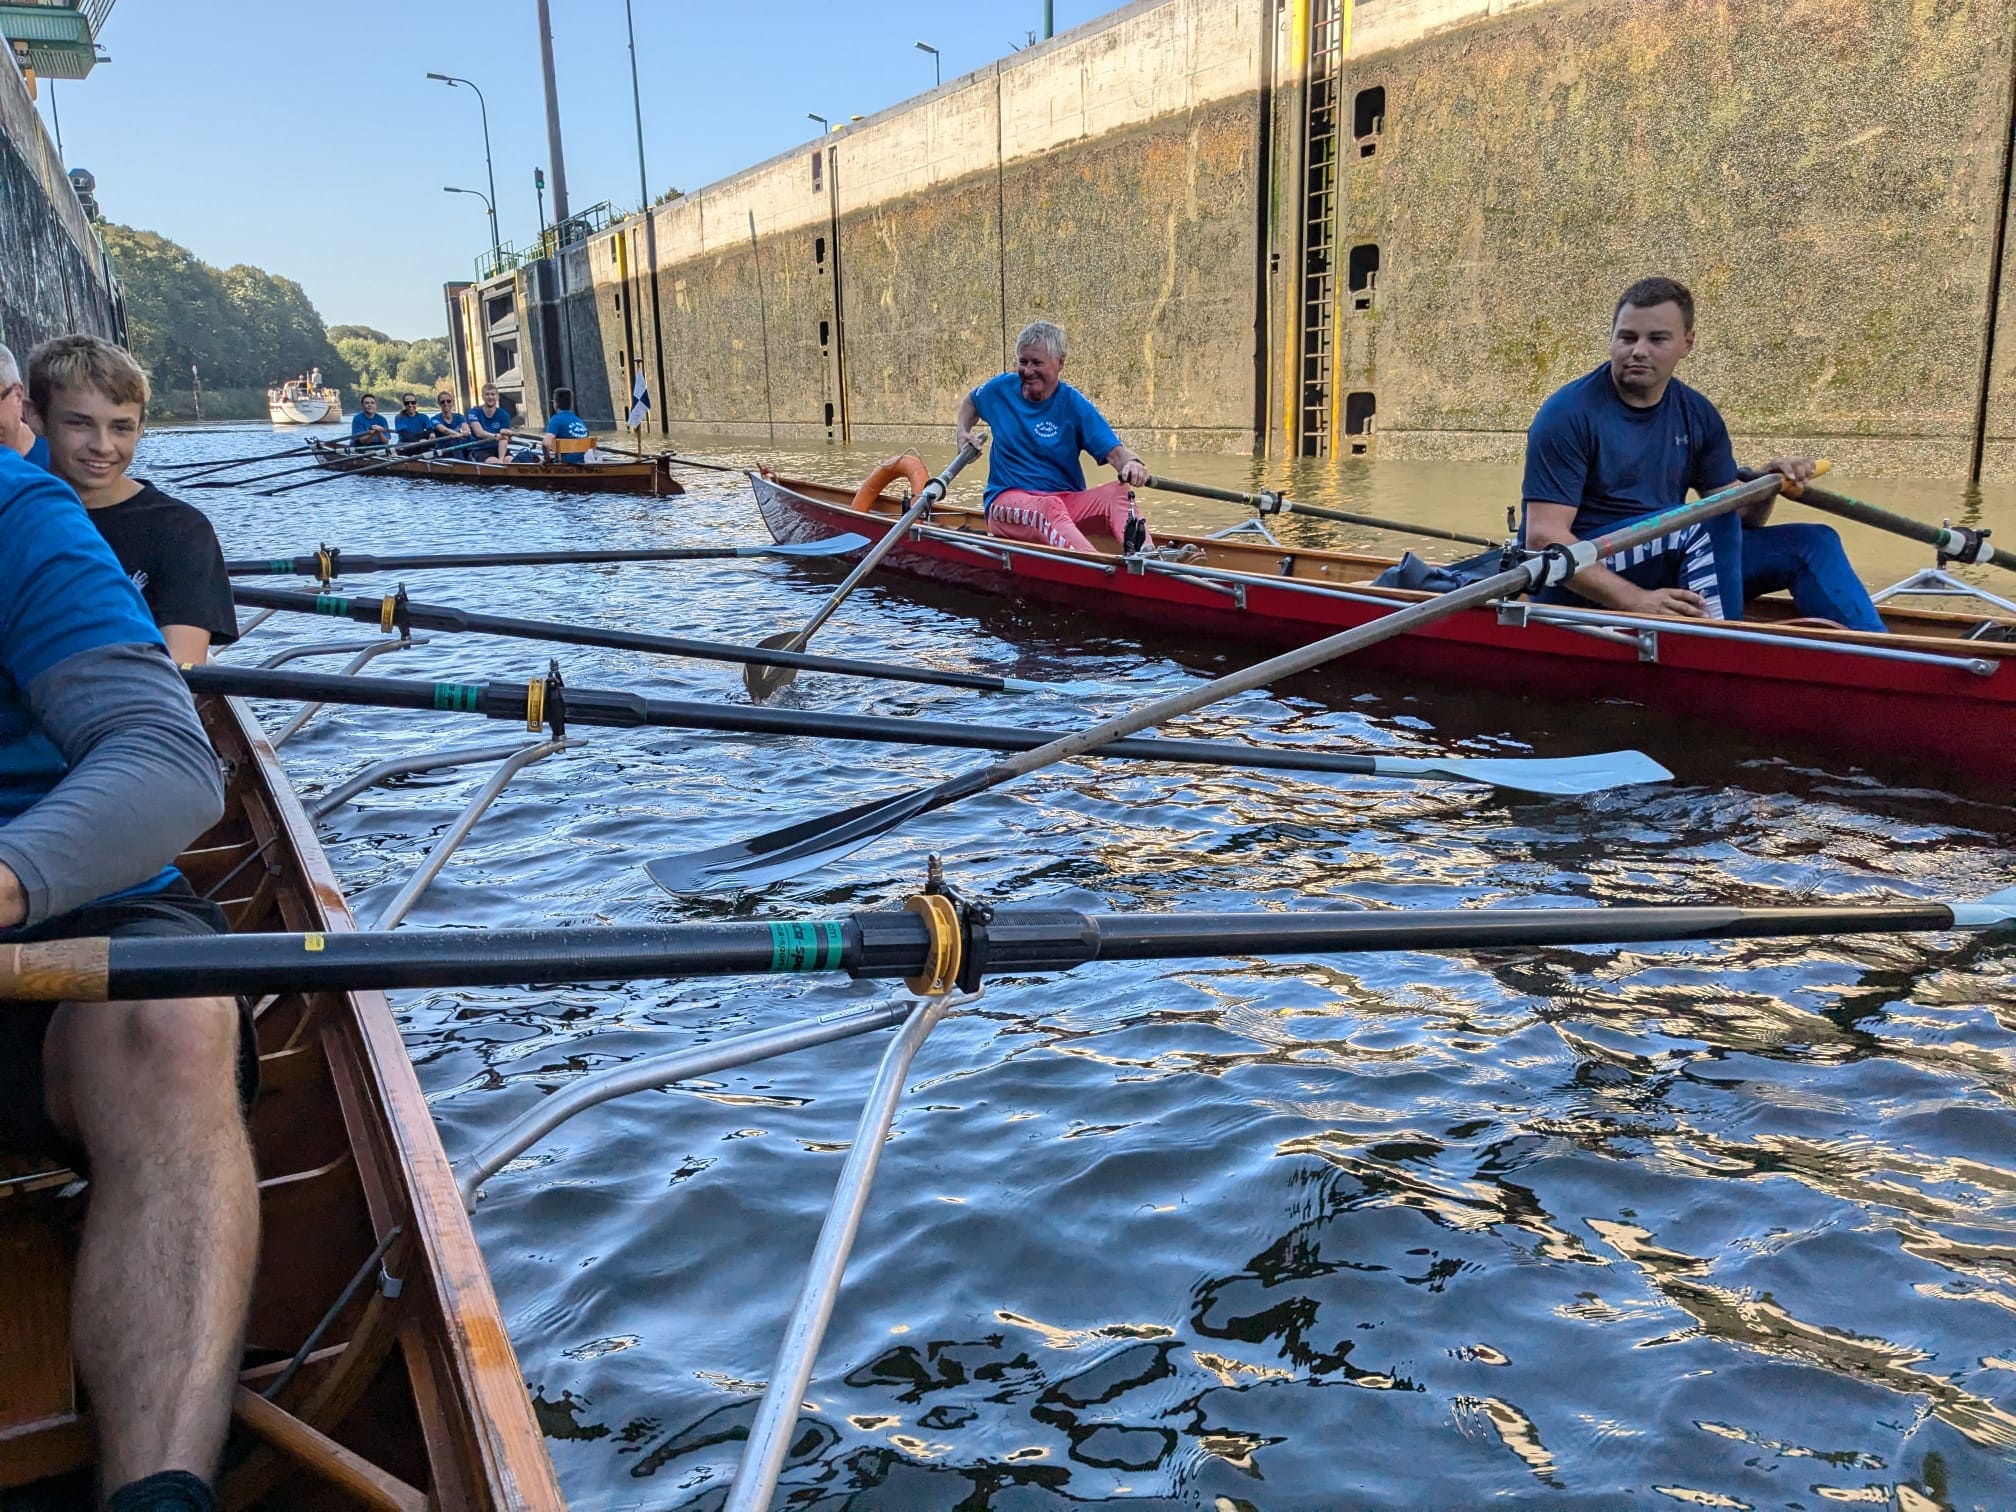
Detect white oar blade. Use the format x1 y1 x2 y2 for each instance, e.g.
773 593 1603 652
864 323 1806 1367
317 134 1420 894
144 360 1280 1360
755 534 870 558
1951 888 2016 929
1380 750 1673 795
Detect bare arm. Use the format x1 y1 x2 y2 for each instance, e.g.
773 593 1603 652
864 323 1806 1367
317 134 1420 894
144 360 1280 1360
955 394 982 451
161 625 211 665
1524 500 1708 618
1104 443 1147 487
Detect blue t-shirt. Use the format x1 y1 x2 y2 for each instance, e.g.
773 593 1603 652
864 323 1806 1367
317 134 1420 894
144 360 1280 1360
969 372 1123 506
393 410 435 445
468 404 512 435
545 409 591 464
23 435 48 471
351 410 389 443
1522 364 1738 536
0 449 176 900
433 408 465 432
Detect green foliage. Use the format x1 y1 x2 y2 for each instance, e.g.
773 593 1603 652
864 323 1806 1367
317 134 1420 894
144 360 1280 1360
100 225 365 417
330 328 453 399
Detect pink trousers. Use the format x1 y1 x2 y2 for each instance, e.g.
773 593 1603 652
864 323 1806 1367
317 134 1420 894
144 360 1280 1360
986 480 1152 553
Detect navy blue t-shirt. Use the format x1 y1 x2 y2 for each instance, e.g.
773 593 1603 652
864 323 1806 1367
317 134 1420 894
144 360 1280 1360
1522 364 1738 535
969 373 1123 507
393 410 435 445
433 408 465 432
350 410 389 443
545 409 591 464
0 449 176 900
468 404 512 435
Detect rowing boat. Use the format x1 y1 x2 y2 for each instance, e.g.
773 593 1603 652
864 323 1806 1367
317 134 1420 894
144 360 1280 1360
311 438 683 496
0 694 563 1507
750 470 2016 785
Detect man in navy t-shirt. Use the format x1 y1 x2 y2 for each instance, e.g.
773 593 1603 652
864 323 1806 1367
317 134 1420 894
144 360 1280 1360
1523 277 1883 631
349 393 391 447
0 427 257 1508
956 320 1152 554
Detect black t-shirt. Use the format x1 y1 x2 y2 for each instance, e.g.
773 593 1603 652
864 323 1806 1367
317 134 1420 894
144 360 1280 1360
86 482 239 647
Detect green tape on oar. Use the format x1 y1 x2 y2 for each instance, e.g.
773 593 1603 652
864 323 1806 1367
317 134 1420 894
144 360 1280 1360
767 920 845 972
312 594 349 616
431 683 481 712
270 558 292 573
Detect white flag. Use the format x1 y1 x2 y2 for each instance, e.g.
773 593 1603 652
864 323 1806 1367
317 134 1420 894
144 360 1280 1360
626 364 650 429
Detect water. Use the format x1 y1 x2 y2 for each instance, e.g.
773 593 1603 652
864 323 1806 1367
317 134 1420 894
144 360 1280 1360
152 425 2014 1510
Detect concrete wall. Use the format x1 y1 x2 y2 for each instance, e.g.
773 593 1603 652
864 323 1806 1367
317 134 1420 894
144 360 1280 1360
452 0 2016 479
0 51 120 352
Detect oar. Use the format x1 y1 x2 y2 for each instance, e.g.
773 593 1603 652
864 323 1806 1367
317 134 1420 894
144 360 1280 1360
254 442 445 497
745 445 981 702
1142 473 1501 550
4 890 2008 1000
230 584 1112 699
1745 472 2016 575
648 467 1806 893
600 443 747 475
189 437 433 489
224 536 874 578
160 443 326 476
181 662 1666 794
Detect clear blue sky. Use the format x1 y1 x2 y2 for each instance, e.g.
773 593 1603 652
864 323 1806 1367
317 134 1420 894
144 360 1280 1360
39 2 1112 339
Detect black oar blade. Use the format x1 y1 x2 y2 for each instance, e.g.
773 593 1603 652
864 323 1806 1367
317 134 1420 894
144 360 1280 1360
645 785 940 895
743 631 802 704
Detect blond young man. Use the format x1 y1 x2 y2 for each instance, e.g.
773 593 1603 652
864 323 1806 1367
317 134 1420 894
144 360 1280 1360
30 336 238 665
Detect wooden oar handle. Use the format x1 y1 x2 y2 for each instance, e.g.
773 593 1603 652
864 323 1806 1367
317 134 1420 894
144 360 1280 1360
0 938 109 1001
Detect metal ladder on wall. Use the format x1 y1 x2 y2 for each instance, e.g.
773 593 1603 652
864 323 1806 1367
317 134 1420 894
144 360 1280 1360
1298 0 1345 457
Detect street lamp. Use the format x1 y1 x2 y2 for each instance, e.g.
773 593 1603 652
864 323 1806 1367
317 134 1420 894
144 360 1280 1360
444 185 498 273
427 73 500 271
807 112 828 132
915 41 940 87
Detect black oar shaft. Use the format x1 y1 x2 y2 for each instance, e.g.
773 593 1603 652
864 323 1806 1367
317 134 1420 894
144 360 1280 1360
8 900 1974 1001
1795 483 2016 574
182 663 1377 774
1141 473 1500 549
228 584 1024 695
230 545 771 575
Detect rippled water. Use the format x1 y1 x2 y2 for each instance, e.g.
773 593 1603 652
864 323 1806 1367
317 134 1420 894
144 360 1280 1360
150 425 2014 1510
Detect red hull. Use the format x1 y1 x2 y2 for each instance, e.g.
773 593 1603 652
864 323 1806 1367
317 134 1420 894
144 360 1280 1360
751 472 2016 788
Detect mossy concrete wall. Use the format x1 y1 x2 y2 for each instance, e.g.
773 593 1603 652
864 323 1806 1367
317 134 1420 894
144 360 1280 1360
460 0 2016 479
0 53 120 353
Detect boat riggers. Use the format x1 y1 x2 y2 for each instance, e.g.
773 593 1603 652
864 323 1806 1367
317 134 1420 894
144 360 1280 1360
1143 472 1503 551
0 889 2008 1001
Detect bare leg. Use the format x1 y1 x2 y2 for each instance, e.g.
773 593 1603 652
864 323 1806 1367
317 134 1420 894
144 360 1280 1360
45 998 258 1493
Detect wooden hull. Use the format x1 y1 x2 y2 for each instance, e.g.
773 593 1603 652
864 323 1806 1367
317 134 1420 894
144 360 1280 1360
752 471 2016 787
0 697 564 1507
314 443 682 496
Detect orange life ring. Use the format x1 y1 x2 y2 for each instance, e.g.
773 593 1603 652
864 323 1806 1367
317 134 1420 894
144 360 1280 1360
852 452 931 513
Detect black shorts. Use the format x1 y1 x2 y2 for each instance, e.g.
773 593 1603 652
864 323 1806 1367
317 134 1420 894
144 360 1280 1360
0 878 256 1162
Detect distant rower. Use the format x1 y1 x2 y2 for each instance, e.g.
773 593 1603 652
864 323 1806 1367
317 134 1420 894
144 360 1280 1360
1522 277 1884 632
350 393 390 448
543 387 595 465
956 320 1152 554
466 383 515 460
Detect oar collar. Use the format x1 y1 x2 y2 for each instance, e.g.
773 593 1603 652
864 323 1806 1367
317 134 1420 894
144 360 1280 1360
1939 520 1996 568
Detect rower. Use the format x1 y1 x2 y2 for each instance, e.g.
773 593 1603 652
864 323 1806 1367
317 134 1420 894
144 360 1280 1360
542 386 595 465
955 320 1153 554
392 393 438 452
466 382 515 461
430 389 473 450
0 437 253 1512
349 392 391 449
0 343 49 469
30 335 239 665
1523 277 1885 632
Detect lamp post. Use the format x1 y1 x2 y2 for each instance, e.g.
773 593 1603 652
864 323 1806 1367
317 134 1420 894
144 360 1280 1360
807 112 828 132
427 73 500 271
915 41 940 87
444 186 498 274
534 167 548 251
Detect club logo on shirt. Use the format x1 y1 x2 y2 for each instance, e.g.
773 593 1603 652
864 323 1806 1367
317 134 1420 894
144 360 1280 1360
130 569 149 592
1034 420 1061 441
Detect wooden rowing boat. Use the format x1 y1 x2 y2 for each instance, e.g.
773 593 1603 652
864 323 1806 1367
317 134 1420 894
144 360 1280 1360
751 470 2016 786
0 695 564 1508
312 439 683 496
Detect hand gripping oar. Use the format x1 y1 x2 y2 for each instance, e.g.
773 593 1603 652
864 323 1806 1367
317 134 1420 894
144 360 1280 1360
229 583 1112 699
647 468 1803 894
189 437 435 489
180 662 1666 794
745 445 982 702
4 889 2008 1000
1142 473 1501 550
1742 471 2016 576
224 535 873 578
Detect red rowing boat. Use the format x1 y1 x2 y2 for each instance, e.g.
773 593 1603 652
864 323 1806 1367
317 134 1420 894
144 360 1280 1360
750 470 2016 786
